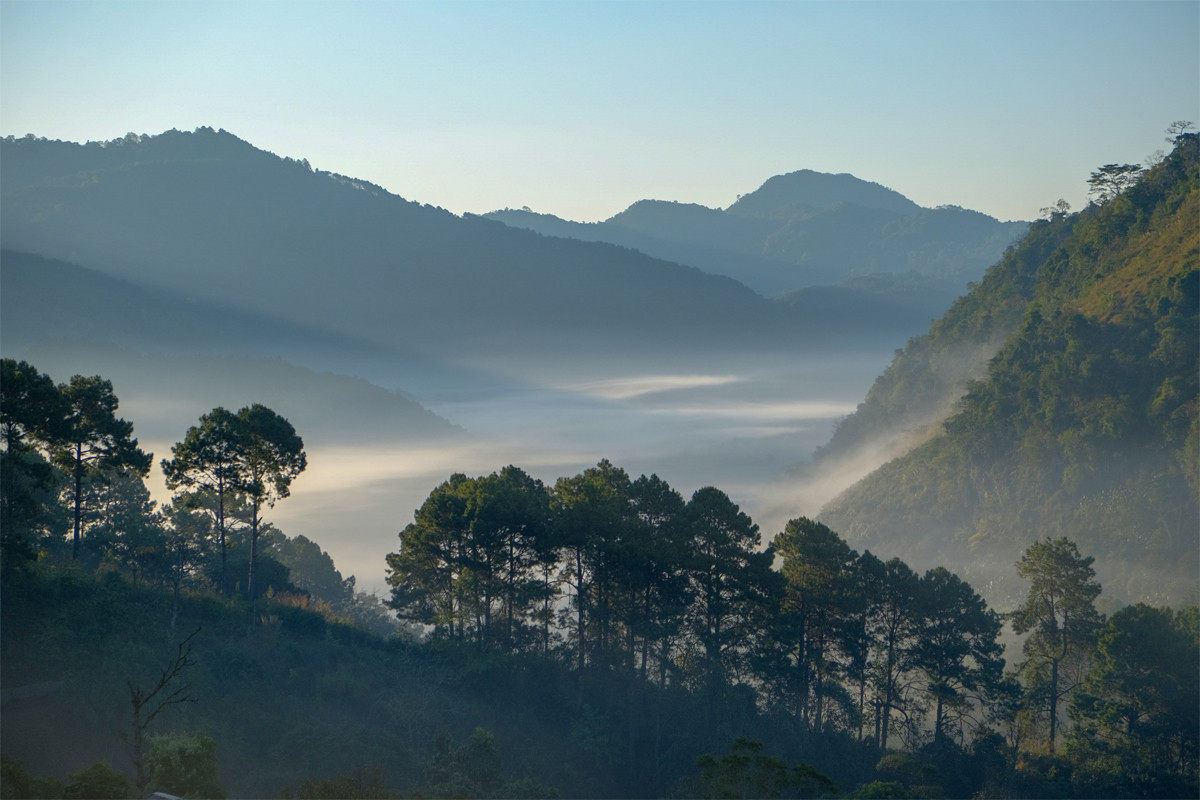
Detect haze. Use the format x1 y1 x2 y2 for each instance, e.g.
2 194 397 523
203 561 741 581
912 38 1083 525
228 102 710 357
3 1 1196 223
2 1 1197 598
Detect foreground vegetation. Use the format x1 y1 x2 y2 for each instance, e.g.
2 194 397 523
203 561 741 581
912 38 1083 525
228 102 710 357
1 358 1195 796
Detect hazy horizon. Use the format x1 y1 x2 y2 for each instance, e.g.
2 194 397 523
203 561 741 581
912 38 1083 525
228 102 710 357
3 2 1196 225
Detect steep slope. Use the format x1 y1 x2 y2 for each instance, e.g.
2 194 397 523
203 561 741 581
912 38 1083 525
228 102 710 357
816 135 1200 607
796 214 1076 493
486 170 1026 298
0 129 797 362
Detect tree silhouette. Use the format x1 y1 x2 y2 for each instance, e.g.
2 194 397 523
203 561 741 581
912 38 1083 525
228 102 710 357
231 404 306 604
1086 163 1143 204
53 375 150 560
1011 537 1102 753
162 407 243 593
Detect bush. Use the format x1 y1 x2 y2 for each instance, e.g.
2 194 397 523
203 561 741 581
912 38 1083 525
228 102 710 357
63 762 129 799
146 732 225 799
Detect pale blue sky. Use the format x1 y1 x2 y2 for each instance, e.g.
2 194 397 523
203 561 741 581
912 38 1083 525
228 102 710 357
3 1 1197 222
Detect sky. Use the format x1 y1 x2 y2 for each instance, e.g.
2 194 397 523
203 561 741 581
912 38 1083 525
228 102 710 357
2 1 1197 223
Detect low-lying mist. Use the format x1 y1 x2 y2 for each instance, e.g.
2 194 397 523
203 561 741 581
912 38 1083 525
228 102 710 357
17 338 900 595
254 348 894 592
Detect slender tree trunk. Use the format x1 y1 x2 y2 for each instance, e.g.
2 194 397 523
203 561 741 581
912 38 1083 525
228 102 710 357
247 496 261 615
132 712 147 795
1048 657 1060 753
857 671 867 742
541 563 552 657
170 538 182 634
874 698 882 748
935 694 944 744
71 443 83 560
482 552 493 649
881 629 897 748
658 637 669 689
575 548 586 671
881 673 894 749
217 478 228 594
506 539 516 652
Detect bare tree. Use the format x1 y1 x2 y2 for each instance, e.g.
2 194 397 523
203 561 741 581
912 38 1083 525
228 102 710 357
1038 199 1071 221
1165 120 1195 142
127 628 200 794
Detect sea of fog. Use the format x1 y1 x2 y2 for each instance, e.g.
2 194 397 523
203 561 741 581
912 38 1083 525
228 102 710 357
237 348 896 595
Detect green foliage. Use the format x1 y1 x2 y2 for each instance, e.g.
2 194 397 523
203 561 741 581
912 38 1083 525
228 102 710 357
162 407 243 593
387 466 555 651
1 754 65 799
1011 538 1103 752
849 780 912 798
54 374 152 561
283 765 391 799
769 518 858 733
911 568 1005 746
682 487 780 692
145 732 225 799
1066 604 1199 797
820 134 1200 607
0 360 153 567
692 737 836 799
416 726 558 799
161 404 305 601
1087 164 1144 204
62 762 129 799
0 360 70 562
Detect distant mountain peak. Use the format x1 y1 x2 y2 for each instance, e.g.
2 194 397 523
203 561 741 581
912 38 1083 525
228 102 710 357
726 169 921 218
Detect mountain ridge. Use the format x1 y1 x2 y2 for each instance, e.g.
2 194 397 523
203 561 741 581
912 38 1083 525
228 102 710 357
1 128 806 362
485 169 1026 299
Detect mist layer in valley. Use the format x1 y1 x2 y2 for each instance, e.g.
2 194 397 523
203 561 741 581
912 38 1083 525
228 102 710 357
10 334 893 593
3 128 1014 594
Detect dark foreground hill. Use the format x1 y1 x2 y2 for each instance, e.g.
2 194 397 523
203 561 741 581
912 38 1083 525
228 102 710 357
813 135 1200 607
0 564 877 798
0 129 810 363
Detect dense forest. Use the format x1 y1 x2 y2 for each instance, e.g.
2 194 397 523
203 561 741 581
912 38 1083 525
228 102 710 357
814 133 1199 608
2 357 1196 798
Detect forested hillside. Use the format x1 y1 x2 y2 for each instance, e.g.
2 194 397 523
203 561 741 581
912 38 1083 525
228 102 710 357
816 134 1199 607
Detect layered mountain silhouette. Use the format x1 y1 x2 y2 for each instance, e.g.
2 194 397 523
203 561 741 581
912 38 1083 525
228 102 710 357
1 128 804 363
485 169 1027 298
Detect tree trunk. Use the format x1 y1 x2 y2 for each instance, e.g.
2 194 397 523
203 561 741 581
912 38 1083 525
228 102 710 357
575 549 586 671
71 443 83 560
216 478 228 594
934 693 944 745
1048 656 1060 753
247 496 261 615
